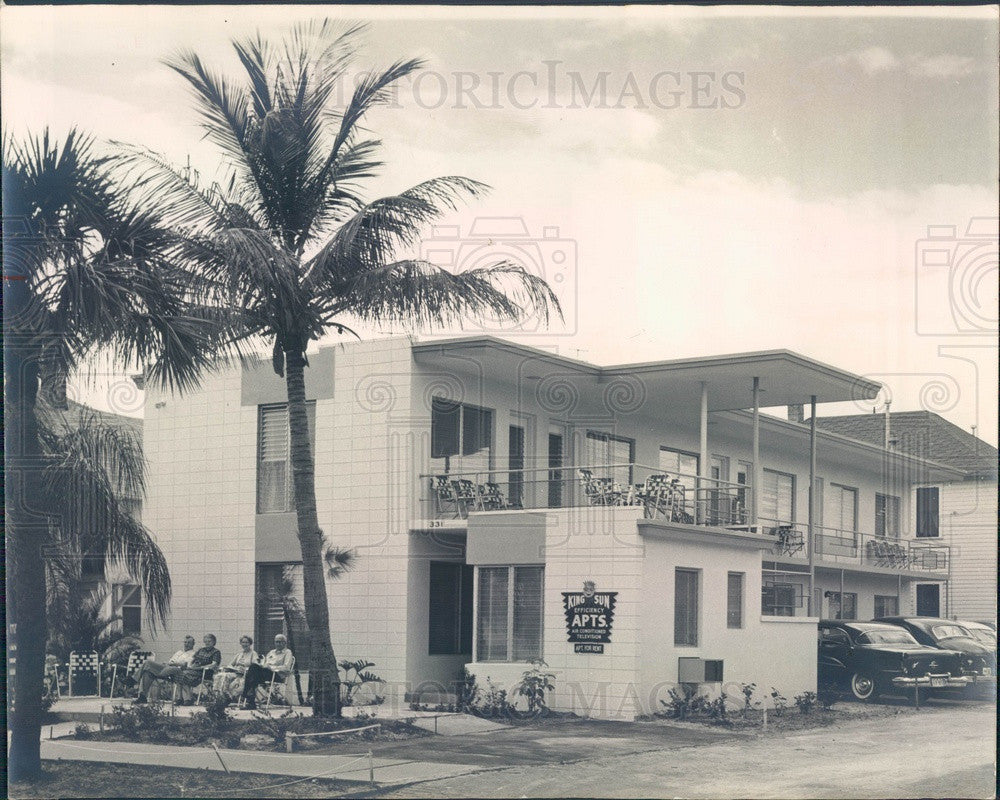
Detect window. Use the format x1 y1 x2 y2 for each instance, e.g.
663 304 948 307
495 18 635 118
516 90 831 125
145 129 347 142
874 594 899 617
429 562 473 655
819 627 850 646
674 569 699 646
827 591 857 620
875 494 901 538
916 583 941 616
824 484 858 534
916 487 940 538
113 584 141 635
726 572 744 629
660 448 700 511
761 469 795 526
763 583 796 616
431 399 493 475
257 402 316 513
476 566 543 662
255 563 311 666
586 431 634 485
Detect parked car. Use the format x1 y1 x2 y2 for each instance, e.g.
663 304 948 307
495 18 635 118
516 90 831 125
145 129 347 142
957 620 998 649
818 620 969 701
874 616 996 689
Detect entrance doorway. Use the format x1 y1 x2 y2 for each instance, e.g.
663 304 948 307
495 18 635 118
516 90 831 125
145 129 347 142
916 583 941 616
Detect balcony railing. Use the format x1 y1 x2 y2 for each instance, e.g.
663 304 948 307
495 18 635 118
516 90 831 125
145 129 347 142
418 464 950 574
420 462 749 526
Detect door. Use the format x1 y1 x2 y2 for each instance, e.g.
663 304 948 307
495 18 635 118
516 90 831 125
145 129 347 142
818 626 852 686
916 584 940 616
508 424 525 508
547 430 564 508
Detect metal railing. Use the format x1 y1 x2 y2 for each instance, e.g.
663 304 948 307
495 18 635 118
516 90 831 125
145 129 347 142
811 526 949 573
420 463 749 527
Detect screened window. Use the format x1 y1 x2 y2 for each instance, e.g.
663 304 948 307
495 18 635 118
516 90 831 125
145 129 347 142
727 572 744 629
674 569 699 646
761 469 795 526
915 487 939 538
255 563 311 666
429 562 473 655
585 431 634 485
875 494 901 538
874 594 899 617
257 402 316 513
763 583 796 616
476 566 544 662
430 399 493 476
824 484 858 534
113 584 141 636
828 591 857 620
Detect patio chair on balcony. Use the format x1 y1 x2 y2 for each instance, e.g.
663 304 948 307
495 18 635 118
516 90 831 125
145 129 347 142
109 650 153 699
772 525 804 556
450 479 479 518
578 469 615 506
479 482 512 511
866 537 898 568
431 476 460 518
643 474 690 522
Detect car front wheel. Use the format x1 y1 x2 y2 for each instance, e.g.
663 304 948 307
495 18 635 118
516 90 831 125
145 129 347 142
850 672 879 701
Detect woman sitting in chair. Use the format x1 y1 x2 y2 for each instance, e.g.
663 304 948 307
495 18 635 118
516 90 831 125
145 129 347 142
240 634 294 709
214 635 259 700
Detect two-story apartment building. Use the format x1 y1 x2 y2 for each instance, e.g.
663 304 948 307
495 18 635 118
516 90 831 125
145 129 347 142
141 336 961 718
814 411 997 622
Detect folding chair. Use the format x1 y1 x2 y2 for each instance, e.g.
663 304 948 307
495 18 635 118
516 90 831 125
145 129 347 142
241 657 296 710
109 650 153 699
450 479 478 518
43 658 62 701
479 482 510 511
68 651 101 697
431 476 459 518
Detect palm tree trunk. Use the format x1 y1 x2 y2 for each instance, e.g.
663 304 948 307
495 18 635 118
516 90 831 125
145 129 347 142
5 328 49 780
283 350 341 716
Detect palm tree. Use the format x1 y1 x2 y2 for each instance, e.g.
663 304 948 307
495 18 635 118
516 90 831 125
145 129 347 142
126 21 560 716
3 129 230 780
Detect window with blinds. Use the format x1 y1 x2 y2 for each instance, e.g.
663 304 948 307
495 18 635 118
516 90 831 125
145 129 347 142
824 483 858 534
726 572 744 629
674 568 699 646
476 566 543 662
875 493 901 538
257 403 316 513
761 469 795 526
430 399 493 476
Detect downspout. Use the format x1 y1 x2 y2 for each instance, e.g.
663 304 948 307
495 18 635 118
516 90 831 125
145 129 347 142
698 382 709 526
751 377 761 529
808 396 817 616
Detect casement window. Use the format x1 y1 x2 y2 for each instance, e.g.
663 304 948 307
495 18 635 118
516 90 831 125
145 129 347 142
113 584 141 635
727 572 744 629
824 483 858 534
674 568 700 646
428 562 473 655
874 595 899 617
430 398 493 476
585 431 635 486
476 566 544 662
659 447 700 507
255 563 311 666
761 469 795 526
762 583 796 617
257 402 316 513
915 487 940 538
875 493 901 539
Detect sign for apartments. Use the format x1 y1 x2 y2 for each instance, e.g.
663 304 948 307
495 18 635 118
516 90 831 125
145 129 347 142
562 581 618 654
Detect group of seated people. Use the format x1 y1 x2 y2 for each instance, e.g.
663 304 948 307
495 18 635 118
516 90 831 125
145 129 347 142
130 633 294 709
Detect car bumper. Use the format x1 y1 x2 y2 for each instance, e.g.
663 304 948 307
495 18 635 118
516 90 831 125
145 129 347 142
892 673 970 688
965 672 996 685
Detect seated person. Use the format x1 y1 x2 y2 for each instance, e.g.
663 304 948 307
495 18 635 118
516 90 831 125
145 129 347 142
134 636 195 702
174 633 222 704
239 634 294 709
214 635 259 700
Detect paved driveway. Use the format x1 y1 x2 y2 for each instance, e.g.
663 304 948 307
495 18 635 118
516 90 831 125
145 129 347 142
375 700 995 799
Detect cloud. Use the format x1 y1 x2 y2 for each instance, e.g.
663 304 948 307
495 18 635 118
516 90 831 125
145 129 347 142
906 53 979 78
819 46 900 74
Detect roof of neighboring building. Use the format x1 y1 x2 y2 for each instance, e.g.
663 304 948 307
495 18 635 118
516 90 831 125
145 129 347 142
811 411 997 480
63 399 144 440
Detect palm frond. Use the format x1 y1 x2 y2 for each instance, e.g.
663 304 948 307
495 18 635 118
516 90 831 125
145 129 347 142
323 544 357 580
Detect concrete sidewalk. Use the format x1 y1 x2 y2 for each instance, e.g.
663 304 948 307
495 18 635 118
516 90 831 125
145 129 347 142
41 738 486 787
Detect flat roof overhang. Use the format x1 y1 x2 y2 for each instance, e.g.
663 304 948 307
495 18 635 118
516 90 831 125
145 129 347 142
412 336 881 411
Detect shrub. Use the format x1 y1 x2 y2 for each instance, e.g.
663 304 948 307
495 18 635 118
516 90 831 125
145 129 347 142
738 683 760 719
338 659 384 707
769 687 788 717
471 678 513 718
704 692 730 725
659 684 700 720
74 723 92 739
455 668 478 712
514 659 556 716
817 687 838 711
794 691 817 714
245 708 308 745
107 701 167 737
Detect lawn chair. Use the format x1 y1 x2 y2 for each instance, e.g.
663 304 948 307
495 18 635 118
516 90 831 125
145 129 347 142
68 651 101 697
643 474 681 519
578 469 619 506
109 650 153 699
479 482 510 511
241 657 296 710
431 476 459 518
43 657 62 701
450 479 479 518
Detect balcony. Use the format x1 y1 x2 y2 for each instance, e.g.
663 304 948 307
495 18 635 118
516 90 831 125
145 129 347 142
416 464 950 575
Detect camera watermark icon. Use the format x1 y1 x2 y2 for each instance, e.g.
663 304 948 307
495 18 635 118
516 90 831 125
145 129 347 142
915 217 998 336
420 217 578 335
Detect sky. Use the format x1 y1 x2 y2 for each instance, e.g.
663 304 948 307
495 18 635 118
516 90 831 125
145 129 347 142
2 5 998 443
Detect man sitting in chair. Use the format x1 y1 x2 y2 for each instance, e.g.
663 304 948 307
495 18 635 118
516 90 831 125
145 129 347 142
239 634 294 710
133 635 195 703
175 633 222 704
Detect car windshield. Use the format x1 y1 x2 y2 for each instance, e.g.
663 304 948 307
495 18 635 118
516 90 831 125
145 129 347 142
857 630 920 646
932 624 971 641
967 629 997 646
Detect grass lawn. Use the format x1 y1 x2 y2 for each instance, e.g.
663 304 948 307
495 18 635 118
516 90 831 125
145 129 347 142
9 760 363 799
